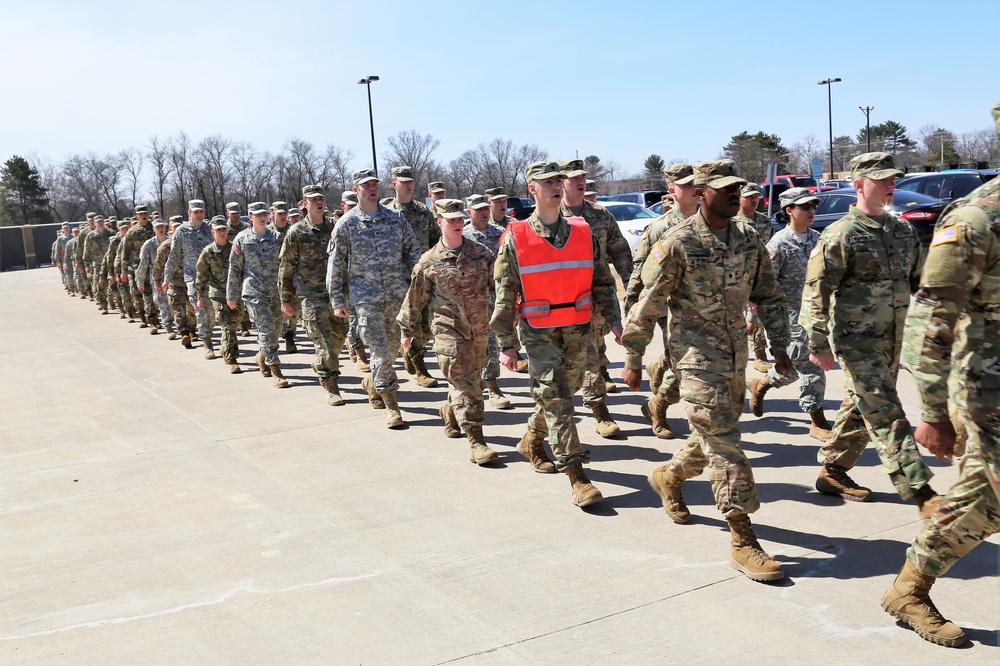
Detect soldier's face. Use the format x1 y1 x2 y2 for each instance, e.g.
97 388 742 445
137 212 150 224
429 191 445 203
189 209 205 224
274 211 288 226
95 220 105 230
469 206 490 226
741 194 759 211
438 215 465 238
356 180 380 203
228 212 241 223
565 175 586 196
857 176 895 211
529 177 564 204
393 179 414 199
670 182 697 208
489 197 507 218
212 228 229 244
787 203 816 227
306 196 325 215
701 183 741 219
250 212 268 227
154 225 167 238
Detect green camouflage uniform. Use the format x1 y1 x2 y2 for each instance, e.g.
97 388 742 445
120 221 154 320
622 212 790 517
269 220 296 339
386 198 440 363
82 228 112 308
491 212 622 469
154 237 192 333
108 233 131 313
801 204 933 500
738 209 774 355
902 174 1000 576
196 241 238 363
63 236 78 293
398 238 495 429
74 225 92 296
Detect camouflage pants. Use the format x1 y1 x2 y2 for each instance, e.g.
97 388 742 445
481 294 500 382
186 280 212 338
75 266 88 295
245 294 282 366
522 322 591 470
210 298 239 363
907 411 999 577
128 274 147 321
404 304 434 363
818 352 932 500
347 300 362 347
750 322 768 356
356 299 403 393
153 288 172 326
301 297 347 380
118 277 134 313
765 317 825 413
436 333 488 430
168 285 191 334
580 309 609 408
656 314 681 406
64 263 75 291
106 279 119 310
669 369 759 518
88 265 104 305
140 282 157 323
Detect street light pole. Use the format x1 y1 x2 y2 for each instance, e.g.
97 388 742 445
358 75 380 177
818 78 842 178
859 105 874 151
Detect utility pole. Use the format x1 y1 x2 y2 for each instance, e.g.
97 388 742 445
859 106 874 151
358 76 380 177
818 78 842 178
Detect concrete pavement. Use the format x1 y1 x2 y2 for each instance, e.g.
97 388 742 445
1 267 997 664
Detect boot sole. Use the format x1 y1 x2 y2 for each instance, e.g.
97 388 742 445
470 454 500 466
516 445 556 474
646 471 691 524
731 559 784 581
573 491 603 508
640 403 676 440
881 602 966 647
815 479 873 502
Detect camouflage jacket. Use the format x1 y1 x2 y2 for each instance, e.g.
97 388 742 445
737 210 774 244
267 221 291 244
74 226 92 265
801 205 924 357
64 238 77 269
386 199 440 252
227 227 282 301
103 234 124 279
56 232 72 265
196 241 233 302
625 206 688 311
120 222 154 274
326 204 422 310
903 176 1000 422
398 238 495 341
153 237 185 289
491 212 622 352
766 225 820 319
165 221 213 284
83 228 113 266
136 236 164 286
491 214 514 229
622 212 790 372
560 199 633 279
462 221 505 256
228 221 248 238
279 218 334 304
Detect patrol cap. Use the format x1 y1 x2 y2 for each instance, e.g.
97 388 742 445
435 199 466 219
466 194 490 209
271 201 288 212
118 218 131 227
188 199 206 211
302 184 324 198
134 204 149 214
211 217 229 230
585 180 598 196
779 187 820 209
342 191 358 205
525 161 566 182
391 165 414 181
849 152 904 180
107 216 117 223
427 181 446 194
72 226 80 233
152 211 161 218
93 215 105 222
740 183 761 198
693 160 746 189
379 197 394 206
663 162 695 185
559 159 586 178
61 222 70 228
287 207 301 217
485 187 507 200
352 168 378 185
168 215 184 224
152 218 167 227
225 201 241 213
86 212 96 220
247 201 269 215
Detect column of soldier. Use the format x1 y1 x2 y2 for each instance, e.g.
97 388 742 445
50 105 1000 649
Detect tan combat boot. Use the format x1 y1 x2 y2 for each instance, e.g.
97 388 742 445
403 348 417 375
486 380 511 409
516 431 556 473
881 560 965 647
727 513 783 582
320 376 344 406
809 409 833 440
439 403 462 438
646 357 665 395
753 350 772 374
748 377 771 417
203 336 216 360
913 484 943 520
591 402 621 438
647 465 690 523
181 332 193 349
380 390 405 428
228 359 243 374
270 364 289 388
127 308 137 323
256 352 271 377
284 332 297 354
816 464 873 502
601 365 618 393
565 463 603 508
166 323 177 340
641 395 675 440
411 353 439 388
352 343 370 372
361 375 385 409
467 426 499 466
515 354 529 373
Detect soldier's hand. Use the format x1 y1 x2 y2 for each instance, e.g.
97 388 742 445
138 284 145 293
746 321 756 336
227 299 237 310
119 271 127 283
99 279 104 286
333 306 349 318
773 350 793 376
281 302 295 317
401 336 412 349
499 348 518 372
197 299 205 310
811 352 836 371
914 420 956 461
611 325 623 346
161 281 169 292
621 367 642 392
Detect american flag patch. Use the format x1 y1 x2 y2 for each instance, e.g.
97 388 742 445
930 226 958 247
809 243 822 259
232 245 241 255
651 242 666 263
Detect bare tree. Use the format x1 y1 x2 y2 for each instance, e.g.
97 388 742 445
231 141 275 207
118 148 145 210
788 134 822 174
382 130 441 191
168 132 193 212
192 135 233 212
148 135 174 215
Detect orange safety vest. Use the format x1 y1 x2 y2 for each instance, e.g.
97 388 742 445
508 216 594 328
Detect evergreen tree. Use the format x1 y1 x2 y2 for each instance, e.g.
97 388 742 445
0 155 52 226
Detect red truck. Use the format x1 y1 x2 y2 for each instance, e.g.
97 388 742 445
760 175 836 209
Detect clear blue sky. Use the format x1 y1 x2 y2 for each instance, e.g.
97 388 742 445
1 0 995 174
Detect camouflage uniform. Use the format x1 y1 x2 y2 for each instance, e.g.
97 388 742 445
154 237 191 333
492 212 622 469
228 218 249 331
738 209 774 357
228 227 283 365
279 217 348 381
463 220 505 383
137 235 169 326
165 220 214 338
74 225 92 296
762 225 826 412
82 228 113 308
902 174 1000 576
108 233 131 313
623 211 790 517
398 237 495 429
801 204 933 500
327 203 422 393
197 241 238 363
63 236 78 293
120 221 154 321
269 219 297 341
56 230 72 290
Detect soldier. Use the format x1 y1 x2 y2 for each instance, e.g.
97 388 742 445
119 205 155 327
335 191 369 373
584 180 598 204
164 200 214 349
82 216 113 314
152 217 185 340
622 160 792 582
268 202 298 353
63 227 80 296
227 202 288 388
74 213 97 299
328 168 422 429
462 194 510 410
287 207 301 224
136 217 169 334
737 183 775 372
387 165 441 389
485 187 513 228
196 218 239 370
747 188 831 440
56 223 72 293
225 202 251 337
801 152 940 512
399 199 500 464
279 184 348 406
428 181 447 209
881 104 1000 649
105 219 131 318
560 158 633 437
493 161 624 508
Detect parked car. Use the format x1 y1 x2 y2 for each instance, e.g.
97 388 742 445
506 197 535 220
896 170 1000 204
607 190 667 207
648 201 664 215
762 174 836 194
604 201 659 252
770 187 946 245
821 179 852 190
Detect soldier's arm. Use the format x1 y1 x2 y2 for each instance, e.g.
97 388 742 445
278 231 298 305
164 231 182 280
136 246 151 284
800 234 846 355
750 240 791 352
195 249 210 302
326 220 349 310
621 242 681 369
624 228 653 312
426 209 441 248
397 261 432 338
490 234 522 352
226 239 245 303
908 226 927 294
591 234 622 330
152 245 168 285
400 216 422 273
604 210 634 280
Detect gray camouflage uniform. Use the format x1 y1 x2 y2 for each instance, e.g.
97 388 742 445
165 221 215 337
227 227 283 365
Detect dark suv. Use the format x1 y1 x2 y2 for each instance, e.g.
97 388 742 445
507 197 536 220
896 170 1000 203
